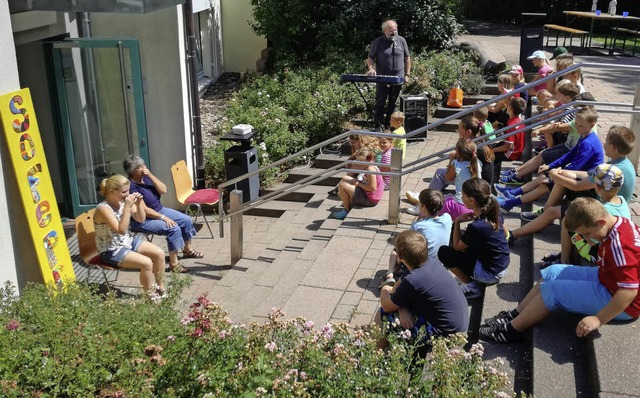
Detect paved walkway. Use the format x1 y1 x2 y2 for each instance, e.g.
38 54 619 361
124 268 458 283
69 20 640 332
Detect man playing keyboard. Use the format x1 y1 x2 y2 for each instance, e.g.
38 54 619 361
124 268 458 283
367 19 411 129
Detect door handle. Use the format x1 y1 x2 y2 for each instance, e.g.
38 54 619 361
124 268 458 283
140 139 146 146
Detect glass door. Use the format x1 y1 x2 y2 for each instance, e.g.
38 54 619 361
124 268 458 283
51 38 149 216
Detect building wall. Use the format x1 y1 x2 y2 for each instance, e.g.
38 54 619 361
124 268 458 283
220 0 266 73
0 0 21 289
91 7 190 209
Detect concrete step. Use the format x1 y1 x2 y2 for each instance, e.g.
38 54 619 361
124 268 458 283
482 83 501 96
530 220 592 397
464 94 494 106
285 167 343 186
314 153 351 170
478 187 533 395
427 117 459 133
434 104 477 119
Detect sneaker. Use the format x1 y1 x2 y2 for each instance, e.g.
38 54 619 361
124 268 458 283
532 146 547 155
483 310 515 328
405 191 420 205
333 209 349 220
495 184 514 200
406 205 421 216
460 281 482 300
479 323 523 343
496 196 513 213
500 168 516 177
540 252 561 269
499 173 525 185
327 187 338 196
521 208 543 222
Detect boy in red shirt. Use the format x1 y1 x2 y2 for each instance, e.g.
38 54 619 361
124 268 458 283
480 197 640 343
491 97 527 191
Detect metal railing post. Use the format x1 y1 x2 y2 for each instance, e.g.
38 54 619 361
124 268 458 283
629 84 640 173
230 190 243 265
387 148 402 225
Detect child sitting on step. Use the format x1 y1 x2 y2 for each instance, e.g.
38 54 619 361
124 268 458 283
381 189 452 287
377 230 469 349
333 147 384 220
438 138 482 221
438 178 510 300
480 198 640 344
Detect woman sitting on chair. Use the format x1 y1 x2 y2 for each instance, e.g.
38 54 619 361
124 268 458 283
94 174 166 298
124 155 202 273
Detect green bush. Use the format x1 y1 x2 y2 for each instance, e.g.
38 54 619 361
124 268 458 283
205 67 361 188
0 281 186 397
0 284 513 397
250 0 464 66
403 48 486 110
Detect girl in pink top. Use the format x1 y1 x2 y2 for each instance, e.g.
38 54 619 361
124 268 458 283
526 50 553 98
333 147 384 220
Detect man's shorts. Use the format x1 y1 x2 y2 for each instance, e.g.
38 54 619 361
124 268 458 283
99 236 144 266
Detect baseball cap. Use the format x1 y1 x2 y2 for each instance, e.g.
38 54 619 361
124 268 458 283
588 164 624 190
550 46 569 60
508 65 523 75
527 50 547 60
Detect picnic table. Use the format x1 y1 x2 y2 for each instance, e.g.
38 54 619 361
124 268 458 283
563 10 640 55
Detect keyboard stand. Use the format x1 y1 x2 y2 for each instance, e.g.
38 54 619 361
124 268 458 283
348 81 384 130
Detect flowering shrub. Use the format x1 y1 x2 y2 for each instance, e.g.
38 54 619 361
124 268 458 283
152 296 513 397
204 67 361 187
0 283 513 396
404 48 486 111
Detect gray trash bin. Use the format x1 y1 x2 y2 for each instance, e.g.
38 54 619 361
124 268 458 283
224 145 259 203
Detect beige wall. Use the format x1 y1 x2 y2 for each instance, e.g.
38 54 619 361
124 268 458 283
0 1 27 290
221 0 266 73
91 7 190 209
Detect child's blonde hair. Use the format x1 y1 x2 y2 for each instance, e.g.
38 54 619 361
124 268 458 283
358 134 381 153
99 174 129 197
395 230 428 269
455 138 479 178
556 58 573 72
354 147 376 162
390 111 405 123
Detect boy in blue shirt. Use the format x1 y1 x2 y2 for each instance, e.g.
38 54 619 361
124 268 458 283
381 189 452 287
497 107 604 212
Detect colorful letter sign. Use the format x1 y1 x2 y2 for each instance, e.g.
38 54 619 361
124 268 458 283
0 88 75 287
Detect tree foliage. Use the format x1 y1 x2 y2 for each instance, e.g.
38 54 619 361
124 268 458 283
250 0 464 66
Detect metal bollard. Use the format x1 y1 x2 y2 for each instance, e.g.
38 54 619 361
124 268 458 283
230 190 243 265
387 148 402 224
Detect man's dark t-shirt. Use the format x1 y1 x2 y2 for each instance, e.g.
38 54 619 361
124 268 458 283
368 35 410 78
390 258 469 335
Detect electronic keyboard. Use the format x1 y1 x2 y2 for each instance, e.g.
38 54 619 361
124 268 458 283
340 74 404 84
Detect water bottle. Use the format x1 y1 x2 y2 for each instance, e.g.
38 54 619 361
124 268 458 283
608 0 617 15
591 0 598 13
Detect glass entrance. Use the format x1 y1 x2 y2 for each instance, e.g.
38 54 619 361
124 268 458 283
51 38 149 216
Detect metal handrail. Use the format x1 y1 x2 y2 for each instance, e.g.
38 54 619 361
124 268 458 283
216 61 640 238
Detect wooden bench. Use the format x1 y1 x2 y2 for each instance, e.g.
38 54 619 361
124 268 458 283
544 24 588 52
608 27 640 56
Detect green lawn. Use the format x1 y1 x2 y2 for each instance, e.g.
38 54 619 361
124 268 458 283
591 33 639 54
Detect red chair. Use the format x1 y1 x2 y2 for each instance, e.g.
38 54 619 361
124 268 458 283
170 160 219 238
